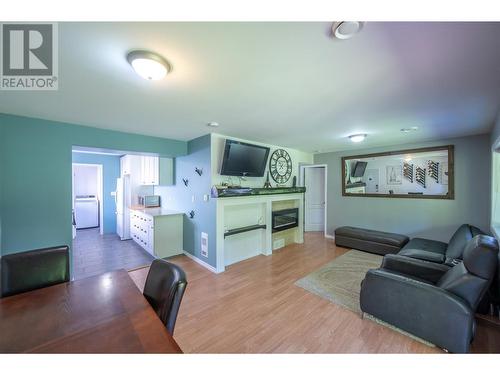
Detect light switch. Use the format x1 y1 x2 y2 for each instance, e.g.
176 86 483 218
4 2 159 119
191 195 195 203
203 194 209 202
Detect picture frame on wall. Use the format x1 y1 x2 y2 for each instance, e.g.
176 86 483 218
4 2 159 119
386 165 402 185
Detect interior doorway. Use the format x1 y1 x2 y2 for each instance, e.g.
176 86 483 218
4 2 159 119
300 165 327 233
72 163 103 236
71 147 156 280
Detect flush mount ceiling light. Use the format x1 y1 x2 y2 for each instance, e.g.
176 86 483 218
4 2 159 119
400 126 419 133
348 134 367 143
126 50 172 81
207 122 219 128
332 22 364 40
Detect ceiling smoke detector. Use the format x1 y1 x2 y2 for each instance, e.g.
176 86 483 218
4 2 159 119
332 22 364 40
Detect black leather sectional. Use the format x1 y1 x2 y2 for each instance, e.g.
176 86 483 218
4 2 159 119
398 224 484 265
335 224 499 353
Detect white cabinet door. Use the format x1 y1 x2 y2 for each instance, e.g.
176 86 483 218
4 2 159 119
140 156 159 185
151 157 159 185
147 219 155 255
121 155 131 176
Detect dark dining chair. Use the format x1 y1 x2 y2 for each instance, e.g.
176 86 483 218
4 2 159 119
143 259 187 335
1 245 70 298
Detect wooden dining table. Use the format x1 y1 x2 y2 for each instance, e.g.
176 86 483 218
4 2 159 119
0 269 182 353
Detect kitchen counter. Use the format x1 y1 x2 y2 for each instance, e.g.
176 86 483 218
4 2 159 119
130 206 183 217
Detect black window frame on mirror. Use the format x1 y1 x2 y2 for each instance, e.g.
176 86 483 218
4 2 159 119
341 145 454 200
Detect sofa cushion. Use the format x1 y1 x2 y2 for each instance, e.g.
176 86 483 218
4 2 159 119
446 224 484 260
399 238 448 263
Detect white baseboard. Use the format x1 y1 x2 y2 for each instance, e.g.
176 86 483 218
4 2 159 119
324 233 335 240
182 251 219 274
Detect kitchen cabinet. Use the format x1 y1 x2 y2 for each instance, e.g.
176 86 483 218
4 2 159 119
120 155 132 176
159 157 174 186
130 209 183 259
140 156 174 186
140 156 159 185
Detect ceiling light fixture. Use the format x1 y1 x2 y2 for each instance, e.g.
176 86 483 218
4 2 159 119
332 22 364 40
207 122 219 127
127 50 171 81
400 126 419 133
348 134 367 143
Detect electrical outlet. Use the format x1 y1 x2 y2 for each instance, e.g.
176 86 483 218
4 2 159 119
203 194 209 202
201 232 208 257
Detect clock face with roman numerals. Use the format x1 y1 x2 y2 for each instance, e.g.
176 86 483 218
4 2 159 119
269 149 292 184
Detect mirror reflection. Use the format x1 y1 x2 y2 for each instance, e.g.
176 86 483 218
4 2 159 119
342 146 454 199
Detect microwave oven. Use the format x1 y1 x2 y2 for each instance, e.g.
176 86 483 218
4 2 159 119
139 195 161 208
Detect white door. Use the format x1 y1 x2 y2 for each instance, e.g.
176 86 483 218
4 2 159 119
364 169 380 193
305 167 325 232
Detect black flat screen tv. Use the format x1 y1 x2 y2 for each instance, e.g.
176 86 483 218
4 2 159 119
352 161 368 177
220 139 270 177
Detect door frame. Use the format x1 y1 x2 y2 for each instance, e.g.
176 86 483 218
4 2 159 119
299 164 328 237
72 163 104 235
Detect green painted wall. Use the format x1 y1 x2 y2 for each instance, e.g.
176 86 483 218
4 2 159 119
315 134 491 242
0 113 187 256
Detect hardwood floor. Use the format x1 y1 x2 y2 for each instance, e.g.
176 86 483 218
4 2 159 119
129 232 500 353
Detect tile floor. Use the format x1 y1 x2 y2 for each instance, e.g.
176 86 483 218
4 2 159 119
72 228 154 280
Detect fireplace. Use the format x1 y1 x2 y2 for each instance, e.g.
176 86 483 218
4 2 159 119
272 208 299 233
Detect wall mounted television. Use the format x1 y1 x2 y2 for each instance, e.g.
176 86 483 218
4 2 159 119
352 161 368 177
220 139 270 177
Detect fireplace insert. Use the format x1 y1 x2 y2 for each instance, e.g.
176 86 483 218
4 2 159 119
272 208 299 233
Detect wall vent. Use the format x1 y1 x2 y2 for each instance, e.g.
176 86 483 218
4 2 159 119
201 232 208 257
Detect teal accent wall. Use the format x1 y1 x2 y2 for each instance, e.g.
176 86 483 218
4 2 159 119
0 113 187 257
72 152 120 234
314 134 491 242
155 134 217 267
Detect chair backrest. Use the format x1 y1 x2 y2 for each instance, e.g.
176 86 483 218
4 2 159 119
438 235 498 310
445 224 484 261
143 259 187 335
1 245 70 298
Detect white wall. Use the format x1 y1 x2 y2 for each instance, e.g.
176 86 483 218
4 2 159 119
211 133 313 188
73 165 99 197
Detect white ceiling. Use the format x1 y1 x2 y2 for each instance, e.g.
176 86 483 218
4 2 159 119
1 22 500 152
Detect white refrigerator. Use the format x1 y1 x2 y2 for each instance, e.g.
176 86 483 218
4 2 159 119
116 176 131 240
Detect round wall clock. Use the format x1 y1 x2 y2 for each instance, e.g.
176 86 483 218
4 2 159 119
269 149 293 184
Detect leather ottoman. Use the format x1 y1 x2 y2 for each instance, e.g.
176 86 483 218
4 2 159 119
334 226 410 255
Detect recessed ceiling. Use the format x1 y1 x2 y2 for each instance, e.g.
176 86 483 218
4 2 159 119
1 22 500 152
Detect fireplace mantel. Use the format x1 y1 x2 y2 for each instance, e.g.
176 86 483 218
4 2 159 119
215 192 304 273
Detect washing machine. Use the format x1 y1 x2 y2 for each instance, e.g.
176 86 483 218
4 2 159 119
74 196 99 229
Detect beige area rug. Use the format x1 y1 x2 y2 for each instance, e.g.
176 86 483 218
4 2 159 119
295 250 382 314
295 250 435 347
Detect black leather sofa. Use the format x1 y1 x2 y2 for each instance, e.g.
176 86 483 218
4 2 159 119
398 224 484 266
360 235 499 353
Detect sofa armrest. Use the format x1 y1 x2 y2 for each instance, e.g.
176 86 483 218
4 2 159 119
360 269 474 353
381 254 451 284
